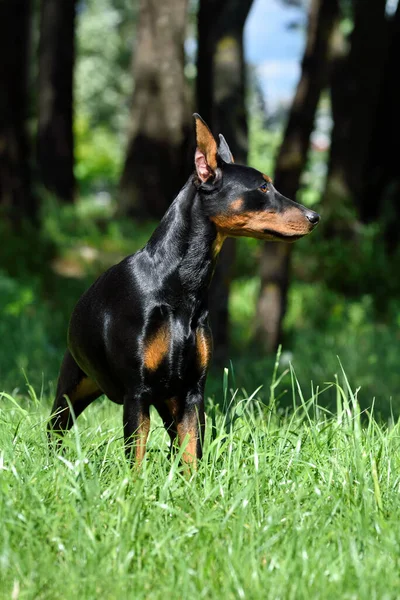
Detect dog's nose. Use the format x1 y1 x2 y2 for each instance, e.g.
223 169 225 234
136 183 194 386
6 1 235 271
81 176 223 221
306 210 320 225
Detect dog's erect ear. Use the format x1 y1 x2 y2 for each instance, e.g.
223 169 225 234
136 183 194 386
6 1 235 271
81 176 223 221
218 134 234 164
193 113 218 183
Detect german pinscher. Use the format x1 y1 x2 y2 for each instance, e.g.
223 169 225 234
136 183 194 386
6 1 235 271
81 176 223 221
48 114 319 468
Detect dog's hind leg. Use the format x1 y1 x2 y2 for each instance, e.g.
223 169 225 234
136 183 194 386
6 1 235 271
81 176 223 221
48 349 102 441
123 395 151 466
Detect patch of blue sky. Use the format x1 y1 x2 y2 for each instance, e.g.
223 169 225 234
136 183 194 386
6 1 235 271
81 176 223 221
245 0 307 111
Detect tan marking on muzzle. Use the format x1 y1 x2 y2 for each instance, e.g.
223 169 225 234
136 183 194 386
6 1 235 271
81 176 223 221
211 206 312 239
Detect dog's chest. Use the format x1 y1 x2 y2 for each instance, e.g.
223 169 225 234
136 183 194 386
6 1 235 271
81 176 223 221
141 315 212 389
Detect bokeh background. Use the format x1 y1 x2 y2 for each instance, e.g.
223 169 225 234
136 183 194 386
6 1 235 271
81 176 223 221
1 0 399 417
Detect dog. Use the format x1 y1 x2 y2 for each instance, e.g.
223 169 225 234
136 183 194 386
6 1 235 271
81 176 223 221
48 114 319 468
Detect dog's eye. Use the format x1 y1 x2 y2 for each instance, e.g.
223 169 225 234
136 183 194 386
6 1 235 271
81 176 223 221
259 183 269 193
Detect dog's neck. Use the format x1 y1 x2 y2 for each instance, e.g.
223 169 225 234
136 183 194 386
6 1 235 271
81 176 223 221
145 176 222 301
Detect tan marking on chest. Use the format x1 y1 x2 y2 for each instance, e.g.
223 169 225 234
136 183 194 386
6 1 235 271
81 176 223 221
143 324 170 371
212 230 226 258
196 329 211 370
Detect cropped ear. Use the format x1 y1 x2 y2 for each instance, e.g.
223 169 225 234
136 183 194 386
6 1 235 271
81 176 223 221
193 113 218 183
218 134 234 164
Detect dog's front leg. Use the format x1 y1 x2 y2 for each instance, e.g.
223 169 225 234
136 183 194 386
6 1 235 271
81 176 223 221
176 391 205 470
123 396 150 466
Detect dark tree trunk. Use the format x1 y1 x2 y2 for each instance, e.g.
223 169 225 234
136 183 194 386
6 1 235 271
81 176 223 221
196 0 251 159
362 3 400 252
197 0 253 364
0 0 36 223
196 0 221 127
255 0 339 354
37 0 76 203
119 0 190 220
346 0 387 219
322 0 387 229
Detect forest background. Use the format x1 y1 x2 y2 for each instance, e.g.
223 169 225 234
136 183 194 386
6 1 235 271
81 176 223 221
3 1 400 598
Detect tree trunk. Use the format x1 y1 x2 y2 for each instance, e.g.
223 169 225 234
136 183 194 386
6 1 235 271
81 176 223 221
362 3 400 252
37 0 76 203
196 0 221 127
197 0 253 364
119 0 190 220
322 0 387 229
255 0 339 354
0 0 36 224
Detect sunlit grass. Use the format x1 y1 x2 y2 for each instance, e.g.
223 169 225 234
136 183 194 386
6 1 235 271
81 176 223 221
1 365 400 599
2 196 400 597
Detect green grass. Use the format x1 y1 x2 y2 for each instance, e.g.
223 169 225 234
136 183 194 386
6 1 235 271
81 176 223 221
2 364 400 599
2 198 400 598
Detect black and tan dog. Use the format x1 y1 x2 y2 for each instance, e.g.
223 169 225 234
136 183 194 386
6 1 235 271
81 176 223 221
48 114 319 467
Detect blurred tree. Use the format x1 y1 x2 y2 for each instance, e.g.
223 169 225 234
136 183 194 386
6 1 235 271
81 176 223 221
366 1 400 253
0 0 36 224
322 0 388 231
254 0 340 353
118 0 190 219
37 0 77 203
196 0 253 363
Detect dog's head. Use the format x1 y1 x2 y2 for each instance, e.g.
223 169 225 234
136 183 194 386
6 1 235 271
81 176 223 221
193 113 320 242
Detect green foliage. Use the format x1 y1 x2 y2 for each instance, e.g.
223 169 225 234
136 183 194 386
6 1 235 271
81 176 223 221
292 219 400 317
225 282 400 419
75 0 136 131
74 0 137 192
0 270 63 395
0 271 35 317
74 115 124 193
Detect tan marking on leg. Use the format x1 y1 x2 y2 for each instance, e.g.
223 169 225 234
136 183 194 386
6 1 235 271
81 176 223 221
166 397 180 421
135 413 151 465
196 329 211 371
69 376 100 404
177 421 198 469
143 323 170 371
